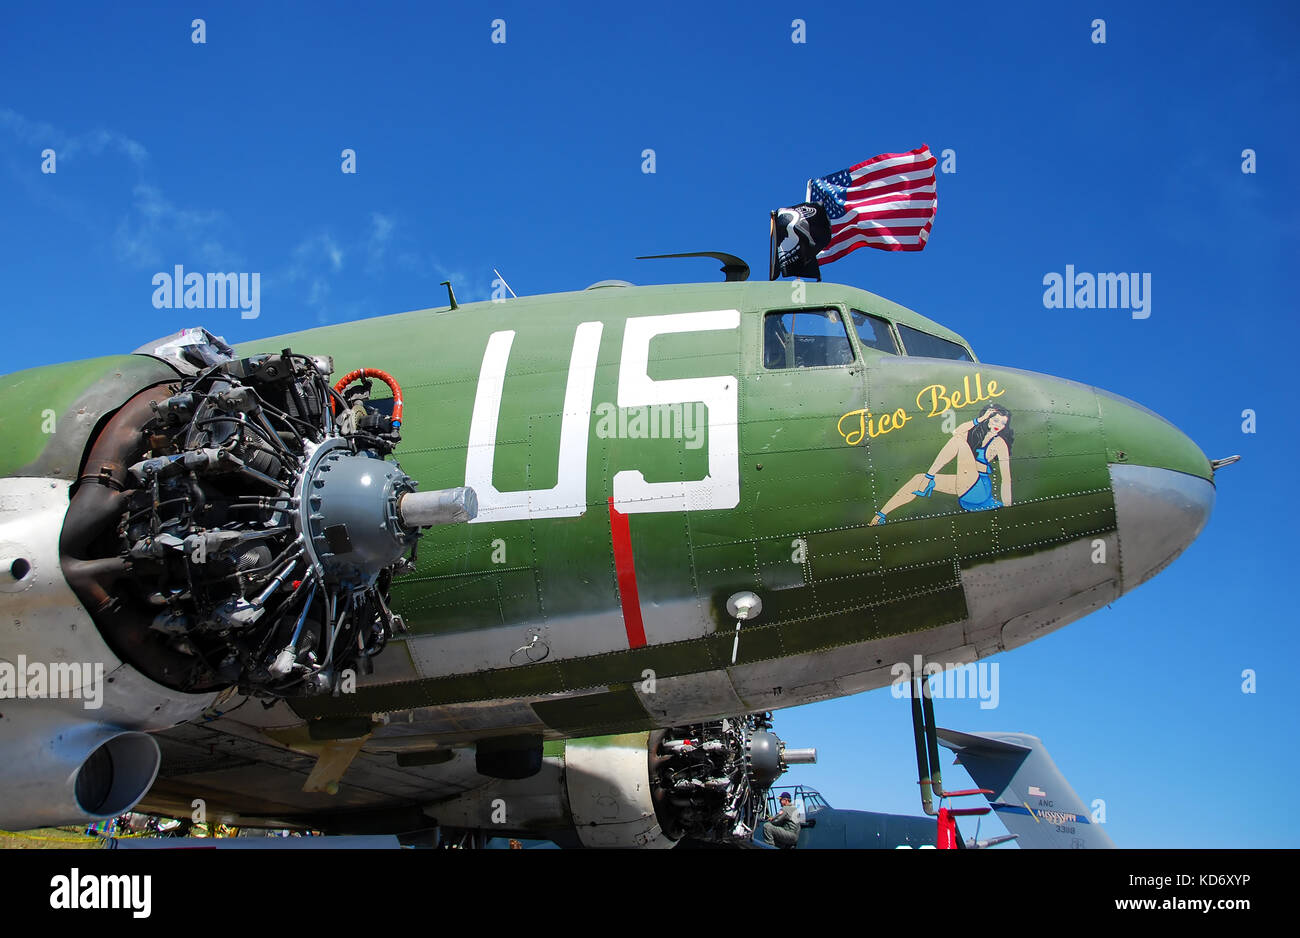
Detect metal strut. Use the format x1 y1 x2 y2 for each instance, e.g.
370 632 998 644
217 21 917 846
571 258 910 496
909 672 992 842
910 675 938 817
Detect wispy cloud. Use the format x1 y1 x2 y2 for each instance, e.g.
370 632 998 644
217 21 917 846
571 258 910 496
113 184 241 269
289 231 344 274
274 214 488 323
275 231 350 322
3 108 485 325
1 108 244 271
0 108 148 167
366 212 395 271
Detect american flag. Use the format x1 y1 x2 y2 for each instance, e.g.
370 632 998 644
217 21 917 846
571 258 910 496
806 144 937 264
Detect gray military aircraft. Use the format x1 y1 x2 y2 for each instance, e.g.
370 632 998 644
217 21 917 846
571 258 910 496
747 724 1109 850
938 727 1116 849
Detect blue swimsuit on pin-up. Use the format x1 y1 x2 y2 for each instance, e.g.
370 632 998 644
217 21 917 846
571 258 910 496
958 439 1002 512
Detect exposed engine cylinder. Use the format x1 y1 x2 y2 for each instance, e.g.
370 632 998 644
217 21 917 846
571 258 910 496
59 330 474 699
425 716 812 848
649 713 812 842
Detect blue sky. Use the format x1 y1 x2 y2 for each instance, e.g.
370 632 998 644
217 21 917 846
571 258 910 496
2 1 1296 847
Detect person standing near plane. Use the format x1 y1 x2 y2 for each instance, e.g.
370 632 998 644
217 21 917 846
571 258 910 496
870 404 1014 524
763 793 802 848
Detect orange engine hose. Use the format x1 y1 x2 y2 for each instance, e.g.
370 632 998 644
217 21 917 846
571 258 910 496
333 368 404 426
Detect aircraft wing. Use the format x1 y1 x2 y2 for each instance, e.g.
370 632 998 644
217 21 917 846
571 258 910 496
136 705 494 833
937 728 1115 849
127 704 803 849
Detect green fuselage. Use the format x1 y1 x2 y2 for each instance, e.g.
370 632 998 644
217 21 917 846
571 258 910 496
0 280 1214 740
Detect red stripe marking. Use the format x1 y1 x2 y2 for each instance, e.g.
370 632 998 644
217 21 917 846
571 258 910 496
845 144 934 175
851 159 937 186
608 497 647 649
821 224 934 261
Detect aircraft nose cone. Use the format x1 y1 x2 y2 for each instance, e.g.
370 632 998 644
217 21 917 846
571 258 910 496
1101 388 1216 591
1111 465 1214 590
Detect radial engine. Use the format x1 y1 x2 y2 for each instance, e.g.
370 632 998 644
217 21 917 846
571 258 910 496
60 328 475 699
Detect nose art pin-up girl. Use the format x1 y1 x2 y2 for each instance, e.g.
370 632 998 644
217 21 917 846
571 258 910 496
869 404 1014 525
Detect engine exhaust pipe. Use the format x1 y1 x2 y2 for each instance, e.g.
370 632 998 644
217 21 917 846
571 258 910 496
782 747 818 765
398 487 478 528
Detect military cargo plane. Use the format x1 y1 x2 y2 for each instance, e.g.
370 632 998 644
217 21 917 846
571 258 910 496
938 727 1116 849
0 276 1218 846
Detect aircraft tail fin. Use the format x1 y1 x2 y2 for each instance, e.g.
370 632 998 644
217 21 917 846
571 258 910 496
936 728 1115 849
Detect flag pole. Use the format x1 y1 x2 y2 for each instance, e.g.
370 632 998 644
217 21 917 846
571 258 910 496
805 180 821 282
768 210 778 281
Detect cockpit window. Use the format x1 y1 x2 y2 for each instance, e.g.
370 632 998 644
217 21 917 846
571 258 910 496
896 324 973 362
763 308 854 369
849 310 899 355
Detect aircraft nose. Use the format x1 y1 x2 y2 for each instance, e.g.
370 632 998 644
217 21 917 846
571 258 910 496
1098 390 1215 591
1111 464 1214 591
